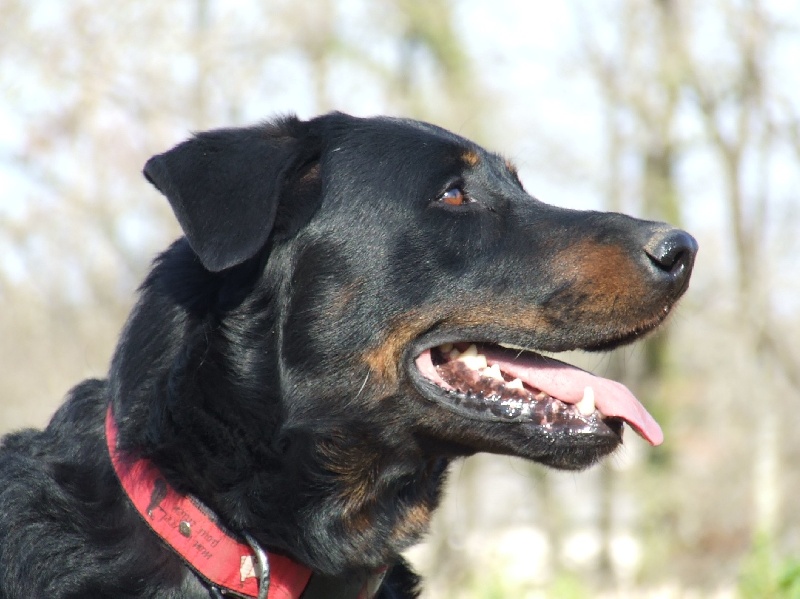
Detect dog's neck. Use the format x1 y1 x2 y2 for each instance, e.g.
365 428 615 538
106 406 392 598
108 247 451 577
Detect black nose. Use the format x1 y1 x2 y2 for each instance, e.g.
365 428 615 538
644 228 698 288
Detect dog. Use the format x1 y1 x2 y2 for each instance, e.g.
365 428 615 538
0 112 697 598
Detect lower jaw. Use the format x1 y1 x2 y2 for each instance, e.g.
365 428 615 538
536 436 622 470
435 381 610 429
411 375 625 459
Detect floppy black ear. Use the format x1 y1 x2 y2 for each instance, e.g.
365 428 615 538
143 118 317 272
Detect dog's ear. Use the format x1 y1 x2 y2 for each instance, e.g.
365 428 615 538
143 118 318 272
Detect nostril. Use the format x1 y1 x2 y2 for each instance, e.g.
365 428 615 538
645 229 699 274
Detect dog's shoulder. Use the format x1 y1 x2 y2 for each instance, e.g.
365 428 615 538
0 380 109 542
1 380 153 596
0 379 208 597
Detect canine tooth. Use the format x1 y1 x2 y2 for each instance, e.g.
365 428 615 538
459 355 487 370
506 378 524 390
440 343 453 353
461 344 479 357
448 348 461 359
483 364 504 380
577 386 596 415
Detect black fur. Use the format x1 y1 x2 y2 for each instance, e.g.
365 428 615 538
0 112 696 598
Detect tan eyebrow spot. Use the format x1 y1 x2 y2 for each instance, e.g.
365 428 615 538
504 158 519 177
461 150 480 167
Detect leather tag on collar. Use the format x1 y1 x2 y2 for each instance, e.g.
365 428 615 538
105 406 312 598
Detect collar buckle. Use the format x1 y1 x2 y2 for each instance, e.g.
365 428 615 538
243 533 270 599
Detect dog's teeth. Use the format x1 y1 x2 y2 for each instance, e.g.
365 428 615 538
461 344 479 357
506 378 524 390
448 348 461 359
459 354 487 370
576 386 596 415
482 364 504 380
440 343 454 353
456 344 487 369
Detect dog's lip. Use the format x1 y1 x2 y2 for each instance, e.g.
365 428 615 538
408 340 663 446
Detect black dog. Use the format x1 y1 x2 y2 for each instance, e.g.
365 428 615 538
0 113 697 598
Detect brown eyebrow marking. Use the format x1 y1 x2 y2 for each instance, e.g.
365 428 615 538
504 158 519 177
461 149 480 167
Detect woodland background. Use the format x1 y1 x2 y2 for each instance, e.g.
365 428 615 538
1 1 799 597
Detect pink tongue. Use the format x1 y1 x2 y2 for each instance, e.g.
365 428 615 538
482 347 664 446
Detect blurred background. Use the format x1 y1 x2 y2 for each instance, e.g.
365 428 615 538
1 1 799 597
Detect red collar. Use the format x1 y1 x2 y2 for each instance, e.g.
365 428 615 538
105 407 313 598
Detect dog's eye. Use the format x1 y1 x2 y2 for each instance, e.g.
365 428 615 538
439 187 469 206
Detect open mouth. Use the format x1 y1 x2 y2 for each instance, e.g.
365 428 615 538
413 342 663 446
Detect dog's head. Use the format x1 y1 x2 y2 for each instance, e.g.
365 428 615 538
128 112 696 572
141 112 695 466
